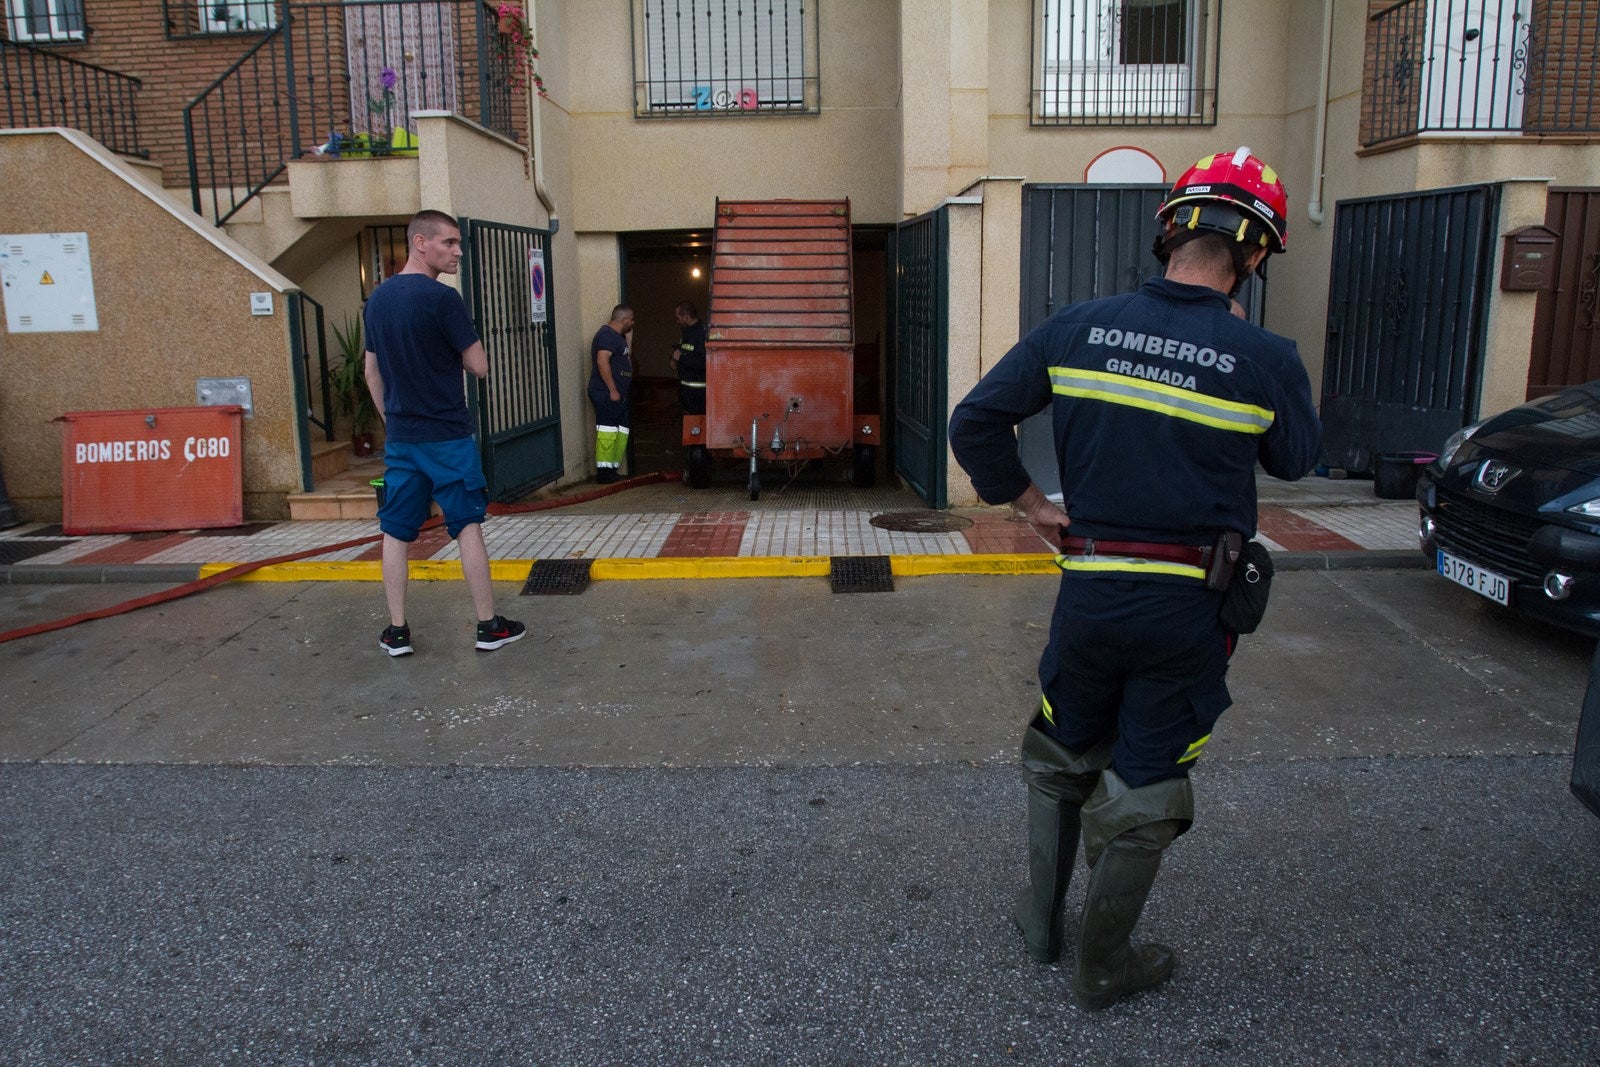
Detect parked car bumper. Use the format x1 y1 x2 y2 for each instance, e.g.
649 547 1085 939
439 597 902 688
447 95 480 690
1417 472 1600 638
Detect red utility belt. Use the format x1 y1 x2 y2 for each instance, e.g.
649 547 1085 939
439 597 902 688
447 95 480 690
1058 535 1211 567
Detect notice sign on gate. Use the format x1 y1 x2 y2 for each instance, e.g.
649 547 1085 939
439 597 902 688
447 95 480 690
528 247 547 324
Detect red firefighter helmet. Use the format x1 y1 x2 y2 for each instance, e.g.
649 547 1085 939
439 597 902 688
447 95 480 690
1156 147 1288 255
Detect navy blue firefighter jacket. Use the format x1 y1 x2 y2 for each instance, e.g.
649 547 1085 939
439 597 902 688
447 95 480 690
949 277 1322 547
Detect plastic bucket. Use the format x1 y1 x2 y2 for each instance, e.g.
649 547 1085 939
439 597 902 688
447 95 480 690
1373 452 1436 499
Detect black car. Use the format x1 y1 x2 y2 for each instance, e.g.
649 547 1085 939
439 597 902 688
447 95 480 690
1418 381 1600 637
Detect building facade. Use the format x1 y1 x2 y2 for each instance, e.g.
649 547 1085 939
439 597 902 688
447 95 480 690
3 0 1598 517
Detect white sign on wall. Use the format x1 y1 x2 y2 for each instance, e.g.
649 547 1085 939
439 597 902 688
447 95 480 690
528 247 547 325
0 232 99 333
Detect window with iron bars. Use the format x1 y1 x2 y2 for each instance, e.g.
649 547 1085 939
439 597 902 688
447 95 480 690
4 0 86 42
1033 0 1219 126
632 0 819 117
163 0 279 38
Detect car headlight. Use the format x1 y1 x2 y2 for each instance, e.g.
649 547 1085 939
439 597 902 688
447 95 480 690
1437 422 1482 468
1569 499 1600 518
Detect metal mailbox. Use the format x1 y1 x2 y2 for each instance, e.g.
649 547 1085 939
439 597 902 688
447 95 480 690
59 406 244 534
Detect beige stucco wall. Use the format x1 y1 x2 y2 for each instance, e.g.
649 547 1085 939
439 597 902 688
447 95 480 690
0 129 302 521
562 1 901 230
946 200 984 506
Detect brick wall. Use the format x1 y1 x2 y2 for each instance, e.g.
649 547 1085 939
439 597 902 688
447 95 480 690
4 0 524 189
1524 0 1600 133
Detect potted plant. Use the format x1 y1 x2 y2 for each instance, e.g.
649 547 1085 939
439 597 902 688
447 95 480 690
331 315 378 456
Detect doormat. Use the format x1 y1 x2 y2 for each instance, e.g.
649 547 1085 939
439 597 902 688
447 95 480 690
0 539 74 565
869 510 972 533
830 555 894 594
521 558 593 596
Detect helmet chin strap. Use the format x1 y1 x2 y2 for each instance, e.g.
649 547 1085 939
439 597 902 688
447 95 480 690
1152 224 1264 299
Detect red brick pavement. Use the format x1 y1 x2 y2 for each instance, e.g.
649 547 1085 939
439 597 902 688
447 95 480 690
1256 505 1361 551
659 512 751 558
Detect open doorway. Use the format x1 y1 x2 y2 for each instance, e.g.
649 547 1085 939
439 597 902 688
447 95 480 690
619 223 891 486
619 230 713 477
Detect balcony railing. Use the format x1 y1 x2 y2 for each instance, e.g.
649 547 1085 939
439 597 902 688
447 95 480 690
184 0 516 224
1 39 147 157
1364 0 1600 146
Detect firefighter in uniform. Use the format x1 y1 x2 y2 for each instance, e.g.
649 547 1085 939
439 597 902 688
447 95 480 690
949 148 1322 1010
672 300 708 416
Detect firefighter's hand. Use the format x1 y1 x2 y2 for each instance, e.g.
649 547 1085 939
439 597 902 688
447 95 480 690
1010 483 1070 549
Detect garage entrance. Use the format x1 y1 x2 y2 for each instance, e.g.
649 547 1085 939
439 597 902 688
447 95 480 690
619 225 889 485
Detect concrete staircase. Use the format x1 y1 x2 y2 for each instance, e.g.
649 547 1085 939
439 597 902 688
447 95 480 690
288 447 384 520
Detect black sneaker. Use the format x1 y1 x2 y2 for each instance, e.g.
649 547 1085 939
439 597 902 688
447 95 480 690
379 623 413 657
475 615 526 651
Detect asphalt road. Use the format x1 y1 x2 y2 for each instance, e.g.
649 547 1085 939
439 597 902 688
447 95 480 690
1 572 1597 1064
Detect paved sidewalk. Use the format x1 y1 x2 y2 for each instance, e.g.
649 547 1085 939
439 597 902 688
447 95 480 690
0 472 1425 583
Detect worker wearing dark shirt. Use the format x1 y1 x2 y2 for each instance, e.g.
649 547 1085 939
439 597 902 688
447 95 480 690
949 149 1321 1011
672 300 708 416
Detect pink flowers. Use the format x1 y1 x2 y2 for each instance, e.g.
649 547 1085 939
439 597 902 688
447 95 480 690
492 3 546 97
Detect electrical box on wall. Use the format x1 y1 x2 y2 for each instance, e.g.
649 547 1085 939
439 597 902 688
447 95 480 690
0 232 99 332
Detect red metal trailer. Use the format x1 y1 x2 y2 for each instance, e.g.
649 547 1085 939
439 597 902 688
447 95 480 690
682 198 879 498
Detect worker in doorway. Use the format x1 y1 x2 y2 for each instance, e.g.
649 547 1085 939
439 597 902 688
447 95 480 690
948 148 1321 1010
363 209 526 657
671 300 708 416
589 304 635 484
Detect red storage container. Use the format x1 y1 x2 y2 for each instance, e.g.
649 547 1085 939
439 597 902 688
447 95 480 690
59 406 244 534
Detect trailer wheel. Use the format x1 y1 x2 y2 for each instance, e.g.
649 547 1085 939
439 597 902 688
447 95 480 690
685 445 710 489
852 444 877 488
748 470 761 501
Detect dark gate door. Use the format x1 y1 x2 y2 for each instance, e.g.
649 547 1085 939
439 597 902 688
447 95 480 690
1015 185 1267 496
1321 184 1500 472
891 206 949 507
459 217 563 500
1528 188 1600 400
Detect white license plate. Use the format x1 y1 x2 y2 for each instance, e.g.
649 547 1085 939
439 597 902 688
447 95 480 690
1437 549 1511 606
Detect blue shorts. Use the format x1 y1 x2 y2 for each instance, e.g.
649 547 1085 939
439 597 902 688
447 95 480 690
378 437 488 542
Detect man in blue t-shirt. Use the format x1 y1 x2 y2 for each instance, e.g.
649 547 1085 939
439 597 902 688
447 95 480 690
362 209 524 657
588 304 634 484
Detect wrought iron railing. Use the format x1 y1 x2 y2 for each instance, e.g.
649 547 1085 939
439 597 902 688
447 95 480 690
0 39 148 157
184 0 515 224
1364 0 1600 146
631 0 820 117
1031 0 1219 127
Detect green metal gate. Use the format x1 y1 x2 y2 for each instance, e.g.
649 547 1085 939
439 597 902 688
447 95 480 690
459 217 563 500
1320 184 1500 471
890 207 949 508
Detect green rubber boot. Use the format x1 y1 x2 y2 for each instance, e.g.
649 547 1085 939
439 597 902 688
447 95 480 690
1071 818 1181 1011
1011 715 1110 964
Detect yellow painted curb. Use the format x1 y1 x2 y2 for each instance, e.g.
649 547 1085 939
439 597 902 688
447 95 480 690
590 557 831 580
198 554 1058 583
891 553 1058 576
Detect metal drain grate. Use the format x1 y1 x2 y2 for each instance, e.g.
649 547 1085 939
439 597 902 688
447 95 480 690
869 510 973 533
521 558 593 595
0 539 74 565
830 555 895 594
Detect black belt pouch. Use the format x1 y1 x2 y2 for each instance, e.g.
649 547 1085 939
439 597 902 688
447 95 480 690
1219 539 1273 634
